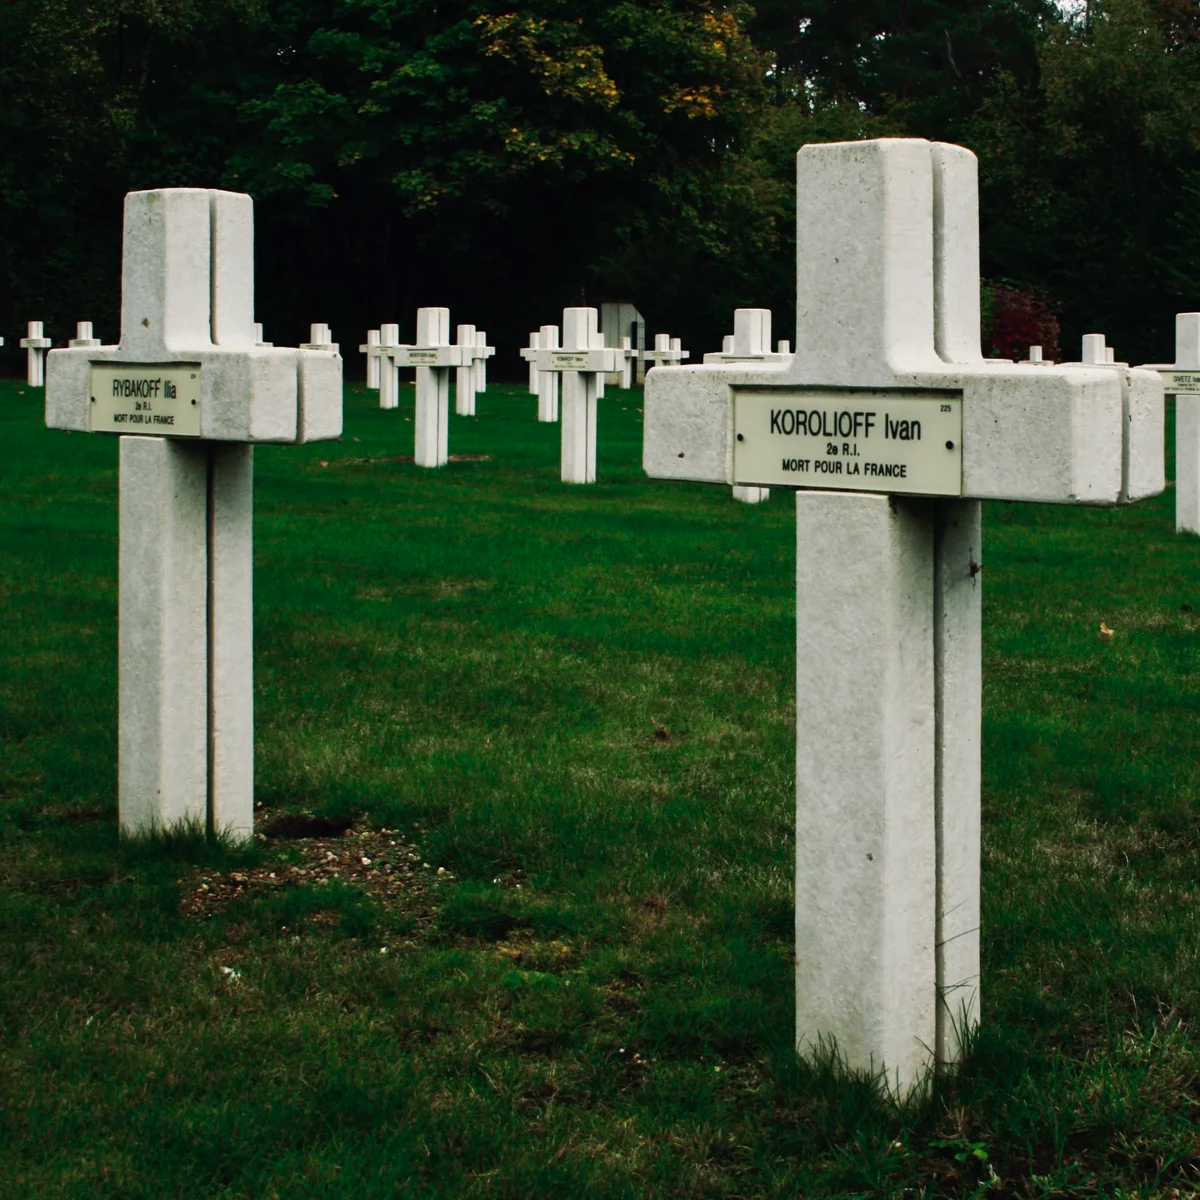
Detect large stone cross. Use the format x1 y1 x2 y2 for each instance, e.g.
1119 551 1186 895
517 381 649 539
643 138 1164 1096
45 187 342 841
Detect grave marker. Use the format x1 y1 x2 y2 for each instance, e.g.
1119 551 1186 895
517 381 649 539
390 308 465 467
643 138 1163 1095
702 309 793 367
455 324 478 415
360 329 382 390
20 321 52 386
69 322 101 349
700 310 795 504
520 330 540 395
642 333 690 369
301 323 338 353
44 187 342 841
524 325 561 422
534 308 619 483
376 324 406 410
454 325 494 417
475 329 494 394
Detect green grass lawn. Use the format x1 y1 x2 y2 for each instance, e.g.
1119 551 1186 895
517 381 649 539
3 378 1200 1198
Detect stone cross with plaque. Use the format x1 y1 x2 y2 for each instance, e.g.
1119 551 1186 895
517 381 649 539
455 323 479 416
643 138 1164 1096
44 187 342 842
534 308 620 483
453 325 493 417
376 323 406 410
520 330 541 397
642 333 689 371
473 329 494 397
520 326 563 422
360 329 382 392
535 325 561 422
20 321 52 386
614 336 637 390
389 308 468 467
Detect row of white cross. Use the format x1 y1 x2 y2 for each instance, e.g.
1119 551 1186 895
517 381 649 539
352 310 791 494
15 319 314 387
35 136 1199 1100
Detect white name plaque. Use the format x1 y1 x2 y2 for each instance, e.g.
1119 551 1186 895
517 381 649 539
88 363 202 436
407 349 441 366
550 351 590 371
1157 369 1200 396
733 388 963 496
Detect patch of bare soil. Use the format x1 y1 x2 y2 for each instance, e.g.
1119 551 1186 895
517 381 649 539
179 825 455 919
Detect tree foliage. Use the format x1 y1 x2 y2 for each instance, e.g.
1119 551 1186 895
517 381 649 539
2 0 1200 370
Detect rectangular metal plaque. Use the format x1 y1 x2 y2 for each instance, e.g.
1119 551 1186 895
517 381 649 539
88 363 202 437
550 351 590 371
407 348 441 366
734 388 963 496
1157 369 1200 395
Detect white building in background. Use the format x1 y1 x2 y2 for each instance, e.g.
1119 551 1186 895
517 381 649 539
600 302 645 385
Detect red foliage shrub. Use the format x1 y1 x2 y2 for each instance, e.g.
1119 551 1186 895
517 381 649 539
982 281 1061 362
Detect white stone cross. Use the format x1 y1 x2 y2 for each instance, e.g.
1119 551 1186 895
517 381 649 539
615 337 637 389
520 330 541 396
69 322 101 348
1080 333 1116 365
1140 313 1200 534
301 323 338 353
455 323 478 415
360 329 382 391
254 322 272 347
454 325 494 417
702 309 793 366
696 311 791 504
473 329 494 396
534 308 619 483
390 308 467 467
45 187 342 842
376 323 406 410
20 321 52 386
643 138 1164 1096
523 325 561 422
642 333 690 369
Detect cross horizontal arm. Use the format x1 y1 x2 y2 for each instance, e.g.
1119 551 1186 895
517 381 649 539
45 188 341 445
